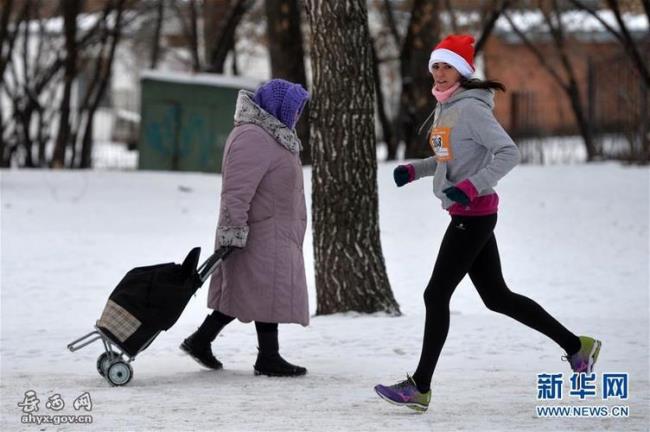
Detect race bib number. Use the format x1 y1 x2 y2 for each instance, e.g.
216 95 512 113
429 127 453 162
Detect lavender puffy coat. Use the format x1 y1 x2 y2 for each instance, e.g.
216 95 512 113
207 90 309 326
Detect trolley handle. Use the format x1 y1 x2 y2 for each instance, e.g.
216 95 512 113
197 246 234 283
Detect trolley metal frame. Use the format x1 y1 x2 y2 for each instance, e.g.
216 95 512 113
67 247 231 386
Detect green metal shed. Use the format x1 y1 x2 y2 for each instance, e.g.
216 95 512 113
138 71 260 173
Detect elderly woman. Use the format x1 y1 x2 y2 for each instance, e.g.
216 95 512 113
181 79 310 377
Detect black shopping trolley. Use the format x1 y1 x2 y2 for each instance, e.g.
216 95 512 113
67 247 232 386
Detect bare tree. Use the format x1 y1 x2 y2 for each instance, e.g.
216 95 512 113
78 0 127 168
51 0 83 168
444 0 459 34
371 37 398 160
150 0 165 69
567 0 649 162
205 0 254 73
373 0 403 160
399 0 441 159
2 0 136 168
305 0 400 315
1 0 22 166
475 0 513 56
381 0 402 48
265 0 311 164
643 0 650 22
173 0 201 72
505 1 597 160
0 0 18 80
567 0 649 86
3 2 68 167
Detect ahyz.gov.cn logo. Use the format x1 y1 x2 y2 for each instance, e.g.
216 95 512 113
17 390 93 426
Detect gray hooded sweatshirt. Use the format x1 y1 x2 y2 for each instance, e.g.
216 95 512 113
411 87 521 210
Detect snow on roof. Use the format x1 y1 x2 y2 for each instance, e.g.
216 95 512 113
495 9 648 35
25 10 138 34
115 109 141 123
140 70 261 91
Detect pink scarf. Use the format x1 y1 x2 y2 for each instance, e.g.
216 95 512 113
432 82 461 103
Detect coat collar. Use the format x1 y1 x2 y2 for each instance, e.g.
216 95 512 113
233 90 302 153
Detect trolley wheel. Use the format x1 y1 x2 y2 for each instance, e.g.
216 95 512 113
96 351 121 377
106 361 133 386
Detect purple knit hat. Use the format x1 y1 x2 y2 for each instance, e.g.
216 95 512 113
253 79 309 129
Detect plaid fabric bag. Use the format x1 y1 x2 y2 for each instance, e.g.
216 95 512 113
95 248 201 356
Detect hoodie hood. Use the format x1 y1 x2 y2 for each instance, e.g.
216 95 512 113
233 90 302 153
418 87 495 135
444 87 495 109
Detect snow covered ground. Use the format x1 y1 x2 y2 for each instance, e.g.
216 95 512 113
1 162 648 431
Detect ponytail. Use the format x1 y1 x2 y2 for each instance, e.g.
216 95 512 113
460 77 506 92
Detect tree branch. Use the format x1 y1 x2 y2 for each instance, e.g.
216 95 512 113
475 0 512 56
172 0 201 71
150 0 165 68
503 11 568 91
543 0 577 87
381 0 401 49
605 0 650 86
206 0 253 73
444 0 458 34
566 0 624 44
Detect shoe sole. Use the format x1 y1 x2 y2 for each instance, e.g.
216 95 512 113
374 388 428 413
253 368 307 377
586 339 602 374
179 343 223 371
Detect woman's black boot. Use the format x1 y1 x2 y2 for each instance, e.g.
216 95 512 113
253 323 307 377
180 311 233 370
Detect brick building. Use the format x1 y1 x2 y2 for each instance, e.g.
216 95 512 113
483 16 648 139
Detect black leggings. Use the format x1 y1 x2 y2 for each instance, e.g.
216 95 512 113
411 214 580 392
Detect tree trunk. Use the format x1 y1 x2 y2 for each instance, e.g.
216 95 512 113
399 0 440 159
568 0 650 87
567 82 596 161
4 0 115 168
80 0 126 168
37 105 48 166
188 0 200 71
1 0 17 167
150 0 165 69
203 0 230 67
506 7 598 161
173 0 201 72
265 0 311 164
381 0 401 48
371 38 397 160
18 104 35 167
52 0 82 168
640 78 649 163
605 0 650 87
475 0 512 56
305 0 400 316
0 101 4 167
205 0 252 74
0 0 16 80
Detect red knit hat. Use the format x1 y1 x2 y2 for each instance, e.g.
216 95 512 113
428 34 475 77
